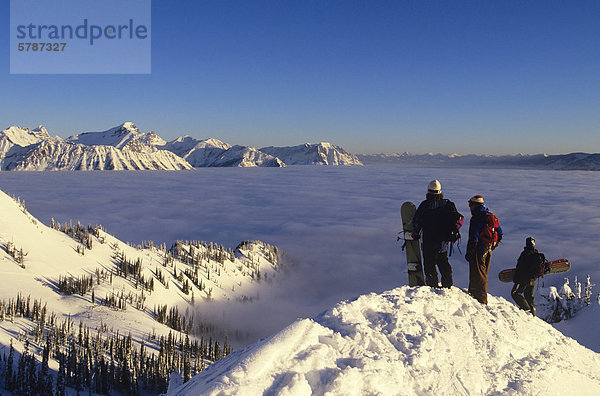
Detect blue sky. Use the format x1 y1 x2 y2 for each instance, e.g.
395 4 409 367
1 0 599 155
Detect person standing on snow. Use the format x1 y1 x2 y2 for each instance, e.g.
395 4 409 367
412 180 463 288
465 195 503 304
511 237 547 316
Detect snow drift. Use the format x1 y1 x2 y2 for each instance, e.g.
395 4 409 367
168 286 600 395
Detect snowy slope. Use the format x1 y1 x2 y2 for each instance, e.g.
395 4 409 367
261 142 363 166
168 286 600 395
0 187 282 360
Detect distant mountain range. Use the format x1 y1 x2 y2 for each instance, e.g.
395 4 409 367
358 152 600 171
0 122 362 171
2 122 599 171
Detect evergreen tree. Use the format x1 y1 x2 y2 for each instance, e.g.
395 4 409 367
16 340 28 395
56 353 66 396
5 340 14 391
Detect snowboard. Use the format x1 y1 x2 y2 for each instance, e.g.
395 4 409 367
498 259 570 283
400 201 425 286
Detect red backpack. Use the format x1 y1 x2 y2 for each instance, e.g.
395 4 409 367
479 213 500 248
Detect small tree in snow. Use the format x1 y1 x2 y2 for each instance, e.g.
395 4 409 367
538 275 597 323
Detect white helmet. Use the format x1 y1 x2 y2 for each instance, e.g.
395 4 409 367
428 180 441 194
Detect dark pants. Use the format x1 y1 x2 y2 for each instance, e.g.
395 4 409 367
468 247 492 304
512 280 536 316
422 247 452 288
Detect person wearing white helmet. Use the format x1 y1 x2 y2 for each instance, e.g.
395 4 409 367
412 180 463 288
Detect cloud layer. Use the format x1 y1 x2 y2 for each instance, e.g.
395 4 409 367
0 166 597 346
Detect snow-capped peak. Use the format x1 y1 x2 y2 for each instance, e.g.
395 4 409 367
32 125 49 135
1 125 52 146
105 121 139 136
201 138 231 149
67 122 167 150
261 142 363 166
1 122 364 170
0 123 191 171
121 121 137 131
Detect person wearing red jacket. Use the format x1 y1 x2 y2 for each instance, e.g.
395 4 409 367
465 195 503 304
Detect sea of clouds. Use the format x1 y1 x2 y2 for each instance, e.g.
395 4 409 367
1 166 598 349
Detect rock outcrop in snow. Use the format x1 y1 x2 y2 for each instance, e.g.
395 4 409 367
168 287 600 395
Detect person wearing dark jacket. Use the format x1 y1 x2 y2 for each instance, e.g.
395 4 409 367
412 180 463 288
512 237 546 316
465 195 503 304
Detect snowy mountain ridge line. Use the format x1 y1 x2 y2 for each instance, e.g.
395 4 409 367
67 121 167 152
260 142 362 166
5 122 600 170
0 123 362 169
0 186 282 305
0 123 192 171
167 286 600 395
358 151 600 171
3 139 194 171
0 186 282 362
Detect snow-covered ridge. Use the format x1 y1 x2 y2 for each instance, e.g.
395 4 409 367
168 286 600 395
0 186 284 392
0 122 191 171
0 123 362 170
359 152 600 171
3 140 193 171
1 125 51 146
261 142 362 166
0 187 282 309
67 121 167 151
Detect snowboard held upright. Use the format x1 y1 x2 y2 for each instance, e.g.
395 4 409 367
498 259 570 283
400 202 425 286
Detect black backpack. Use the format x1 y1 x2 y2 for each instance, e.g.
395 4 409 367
440 201 464 242
535 252 549 278
519 249 548 280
